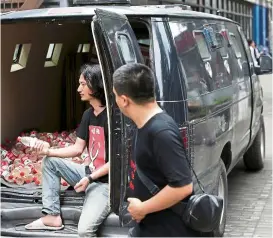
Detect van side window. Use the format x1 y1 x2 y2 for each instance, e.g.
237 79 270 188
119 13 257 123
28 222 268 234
194 31 211 60
216 33 228 58
229 34 242 58
169 21 213 99
226 22 251 78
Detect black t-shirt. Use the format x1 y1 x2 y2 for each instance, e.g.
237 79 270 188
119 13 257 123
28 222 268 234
129 112 201 237
77 107 108 183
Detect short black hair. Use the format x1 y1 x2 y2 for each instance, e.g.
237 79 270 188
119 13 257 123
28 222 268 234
247 39 254 46
113 63 155 104
79 64 106 106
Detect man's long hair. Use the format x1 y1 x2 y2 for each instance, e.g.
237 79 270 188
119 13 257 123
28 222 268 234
79 64 106 106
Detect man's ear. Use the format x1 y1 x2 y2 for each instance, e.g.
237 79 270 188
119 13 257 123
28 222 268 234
121 95 129 107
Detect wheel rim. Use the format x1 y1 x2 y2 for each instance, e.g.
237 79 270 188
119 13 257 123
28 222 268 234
260 129 265 160
218 175 225 225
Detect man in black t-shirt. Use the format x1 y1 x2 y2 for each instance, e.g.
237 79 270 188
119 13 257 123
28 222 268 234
113 63 201 237
25 64 110 237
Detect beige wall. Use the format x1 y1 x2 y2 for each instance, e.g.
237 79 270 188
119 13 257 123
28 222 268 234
1 21 91 142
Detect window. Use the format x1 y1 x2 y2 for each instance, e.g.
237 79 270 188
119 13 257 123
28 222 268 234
77 43 91 53
116 34 136 64
216 33 228 58
13 44 23 64
10 44 31 72
77 44 83 53
194 31 211 60
44 43 63 67
46 44 55 60
138 39 150 46
229 34 242 58
169 21 214 99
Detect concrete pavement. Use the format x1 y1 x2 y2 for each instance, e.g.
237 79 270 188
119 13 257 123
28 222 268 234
224 74 272 238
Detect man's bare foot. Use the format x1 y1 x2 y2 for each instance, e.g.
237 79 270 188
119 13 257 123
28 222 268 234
41 214 62 227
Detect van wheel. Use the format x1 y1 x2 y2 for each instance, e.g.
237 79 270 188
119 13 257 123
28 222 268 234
206 160 228 237
243 116 265 170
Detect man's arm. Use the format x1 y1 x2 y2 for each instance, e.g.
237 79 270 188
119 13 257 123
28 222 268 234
90 162 109 180
47 137 86 158
141 183 192 214
128 128 193 221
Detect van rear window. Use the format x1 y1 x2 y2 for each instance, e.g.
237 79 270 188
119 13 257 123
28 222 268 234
194 31 211 60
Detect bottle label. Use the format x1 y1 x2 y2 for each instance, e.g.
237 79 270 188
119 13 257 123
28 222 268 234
2 170 9 177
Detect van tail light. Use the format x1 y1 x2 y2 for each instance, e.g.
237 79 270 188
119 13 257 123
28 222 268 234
181 127 189 150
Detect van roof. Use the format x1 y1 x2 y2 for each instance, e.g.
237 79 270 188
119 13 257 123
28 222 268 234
1 5 234 23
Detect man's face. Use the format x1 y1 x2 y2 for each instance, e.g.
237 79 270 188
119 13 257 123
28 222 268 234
77 74 92 101
113 87 130 117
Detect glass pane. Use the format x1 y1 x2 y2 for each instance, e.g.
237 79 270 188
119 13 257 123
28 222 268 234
194 32 211 59
216 33 228 58
13 44 22 63
138 39 150 46
117 34 136 64
230 35 242 58
46 44 55 59
82 44 90 53
77 44 83 53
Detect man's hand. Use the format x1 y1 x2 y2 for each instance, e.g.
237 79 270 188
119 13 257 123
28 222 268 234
33 140 50 155
127 198 147 223
74 177 89 193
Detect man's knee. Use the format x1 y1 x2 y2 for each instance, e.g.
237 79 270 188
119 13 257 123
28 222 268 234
42 157 60 170
78 224 96 237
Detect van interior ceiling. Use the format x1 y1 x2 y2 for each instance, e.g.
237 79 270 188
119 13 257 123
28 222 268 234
1 19 150 144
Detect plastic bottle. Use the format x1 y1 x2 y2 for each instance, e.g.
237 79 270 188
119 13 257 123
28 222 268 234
60 131 68 139
1 163 9 172
18 136 38 147
2 170 14 183
14 141 26 151
61 178 69 186
11 167 23 178
30 131 38 138
20 166 31 177
59 141 71 148
68 131 77 143
1 145 8 159
14 177 24 185
32 162 42 174
24 174 34 184
33 173 42 185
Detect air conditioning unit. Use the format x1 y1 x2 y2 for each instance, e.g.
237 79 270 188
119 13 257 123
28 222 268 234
73 0 130 5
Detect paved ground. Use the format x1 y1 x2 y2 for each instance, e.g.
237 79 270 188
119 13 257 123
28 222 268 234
224 74 272 238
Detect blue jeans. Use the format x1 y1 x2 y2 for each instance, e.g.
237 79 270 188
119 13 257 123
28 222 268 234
42 157 110 237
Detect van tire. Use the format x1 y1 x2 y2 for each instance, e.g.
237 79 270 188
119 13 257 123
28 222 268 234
211 160 228 237
243 116 265 171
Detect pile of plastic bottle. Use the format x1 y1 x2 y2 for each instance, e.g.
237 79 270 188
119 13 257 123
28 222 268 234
1 130 89 186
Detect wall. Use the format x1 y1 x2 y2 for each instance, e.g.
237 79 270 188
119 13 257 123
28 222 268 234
1 20 91 142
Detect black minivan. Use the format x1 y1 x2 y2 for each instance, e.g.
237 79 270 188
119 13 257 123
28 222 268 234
1 3 272 237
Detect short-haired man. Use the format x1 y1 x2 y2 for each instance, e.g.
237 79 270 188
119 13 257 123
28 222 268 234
113 63 201 237
248 39 260 67
25 64 110 237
